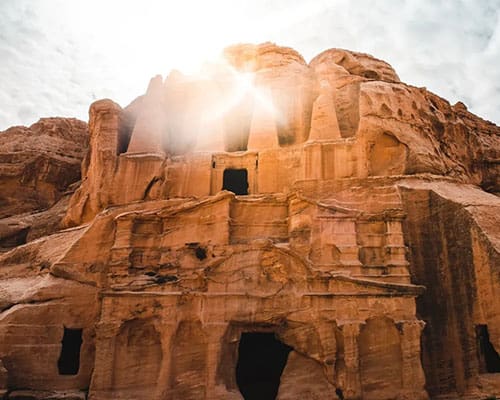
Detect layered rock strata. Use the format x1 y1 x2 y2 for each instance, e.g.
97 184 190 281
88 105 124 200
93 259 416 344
0 118 88 251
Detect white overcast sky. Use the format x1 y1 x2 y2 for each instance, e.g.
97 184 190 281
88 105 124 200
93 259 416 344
0 0 499 130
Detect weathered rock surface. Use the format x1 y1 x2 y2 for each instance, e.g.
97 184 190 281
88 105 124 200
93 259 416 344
0 118 88 251
0 43 499 400
400 180 500 398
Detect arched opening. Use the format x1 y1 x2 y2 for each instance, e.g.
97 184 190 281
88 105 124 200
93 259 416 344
223 169 248 195
236 332 292 400
58 327 82 375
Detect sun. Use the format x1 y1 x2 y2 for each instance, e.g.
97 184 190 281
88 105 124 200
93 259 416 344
196 61 280 125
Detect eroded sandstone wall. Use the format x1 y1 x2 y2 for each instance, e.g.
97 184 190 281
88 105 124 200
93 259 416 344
400 181 500 397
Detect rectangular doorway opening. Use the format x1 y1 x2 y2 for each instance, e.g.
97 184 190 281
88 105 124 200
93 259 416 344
476 324 500 373
58 327 83 375
223 169 248 195
236 332 292 399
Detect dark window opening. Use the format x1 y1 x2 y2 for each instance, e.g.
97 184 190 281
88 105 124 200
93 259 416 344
223 169 248 195
236 332 292 400
476 325 500 373
117 113 135 154
58 327 83 375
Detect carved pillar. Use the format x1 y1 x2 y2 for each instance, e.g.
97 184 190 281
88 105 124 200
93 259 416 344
153 322 177 400
205 323 230 399
314 320 337 383
340 322 363 400
397 320 428 400
88 321 121 399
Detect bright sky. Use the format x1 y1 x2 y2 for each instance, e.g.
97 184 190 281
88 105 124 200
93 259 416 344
0 0 499 130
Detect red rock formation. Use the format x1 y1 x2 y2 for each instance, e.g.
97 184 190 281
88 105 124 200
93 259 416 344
0 118 88 251
0 43 499 400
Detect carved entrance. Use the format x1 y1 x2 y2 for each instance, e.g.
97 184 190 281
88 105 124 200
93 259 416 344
236 332 292 399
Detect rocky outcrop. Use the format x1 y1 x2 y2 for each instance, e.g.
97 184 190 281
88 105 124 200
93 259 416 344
62 100 122 226
0 118 88 251
0 43 499 400
310 49 500 187
0 118 87 218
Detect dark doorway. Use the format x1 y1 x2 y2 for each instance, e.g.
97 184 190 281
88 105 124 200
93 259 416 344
236 332 292 400
223 169 248 195
476 325 500 373
58 327 83 375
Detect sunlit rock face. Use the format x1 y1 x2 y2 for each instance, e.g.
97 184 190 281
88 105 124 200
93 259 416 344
1 42 500 400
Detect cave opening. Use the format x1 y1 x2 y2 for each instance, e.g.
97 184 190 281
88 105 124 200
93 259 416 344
236 332 292 400
476 324 500 373
58 327 83 375
223 168 248 195
0 226 29 249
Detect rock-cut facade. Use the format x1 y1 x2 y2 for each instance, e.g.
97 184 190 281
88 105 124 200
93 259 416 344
0 43 499 400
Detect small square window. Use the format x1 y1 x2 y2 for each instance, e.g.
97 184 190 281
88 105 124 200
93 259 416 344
223 169 248 195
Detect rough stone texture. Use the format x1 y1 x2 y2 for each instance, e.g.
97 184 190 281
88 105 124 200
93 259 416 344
0 118 88 218
0 43 499 400
400 181 500 399
0 118 88 251
277 351 335 399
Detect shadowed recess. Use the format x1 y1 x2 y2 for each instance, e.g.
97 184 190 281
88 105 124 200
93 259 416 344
223 168 248 195
236 332 292 400
476 325 500 373
58 327 82 375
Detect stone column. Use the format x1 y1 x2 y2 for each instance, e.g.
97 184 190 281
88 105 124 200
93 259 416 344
314 320 337 383
397 320 428 400
88 321 121 399
384 219 408 269
304 142 323 180
153 322 177 400
205 323 231 399
340 322 364 400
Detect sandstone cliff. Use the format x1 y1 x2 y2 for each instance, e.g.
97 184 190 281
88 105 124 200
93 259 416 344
0 118 88 251
0 43 499 400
